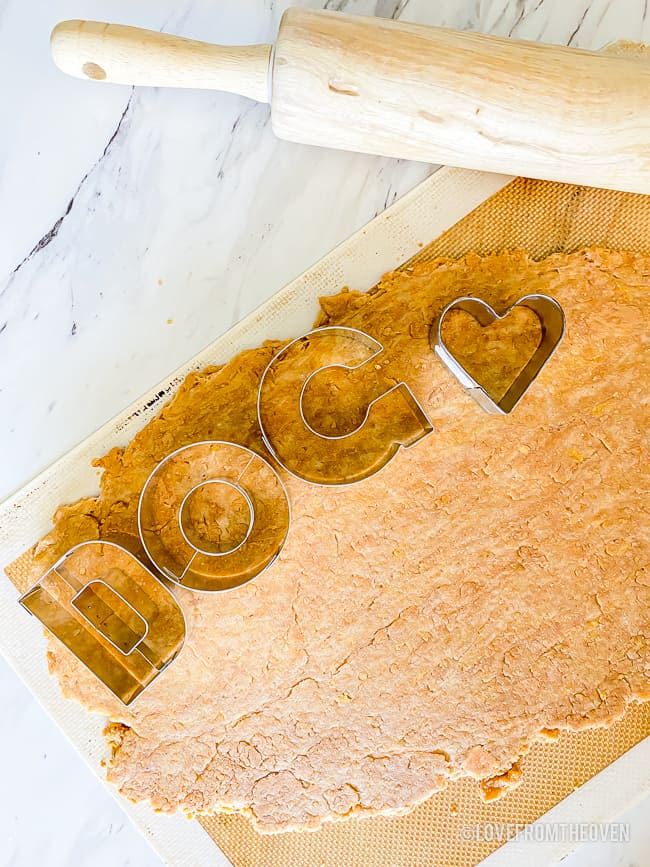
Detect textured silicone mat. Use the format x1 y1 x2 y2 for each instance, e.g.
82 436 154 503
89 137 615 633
197 171 650 867
5 170 650 867
2 162 650 867
201 704 650 867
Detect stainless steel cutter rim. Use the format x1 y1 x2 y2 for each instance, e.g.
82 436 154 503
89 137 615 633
257 325 434 486
20 539 187 639
432 293 566 415
177 478 255 558
18 538 188 702
137 439 292 594
70 577 150 655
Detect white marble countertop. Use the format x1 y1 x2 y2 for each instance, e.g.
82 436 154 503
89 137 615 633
1 1 649 865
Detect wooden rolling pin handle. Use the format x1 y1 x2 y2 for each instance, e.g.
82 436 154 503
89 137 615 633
50 20 272 103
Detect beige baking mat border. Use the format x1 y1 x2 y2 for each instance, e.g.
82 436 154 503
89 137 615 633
1 165 648 867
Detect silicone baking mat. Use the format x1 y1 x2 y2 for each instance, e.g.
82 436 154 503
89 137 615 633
200 173 650 867
2 163 649 867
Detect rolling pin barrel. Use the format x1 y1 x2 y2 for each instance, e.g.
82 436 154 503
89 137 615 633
51 8 650 194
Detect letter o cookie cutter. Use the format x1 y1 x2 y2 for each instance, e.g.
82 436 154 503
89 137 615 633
138 441 290 592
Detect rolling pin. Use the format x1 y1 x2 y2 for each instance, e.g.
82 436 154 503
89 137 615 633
51 8 650 194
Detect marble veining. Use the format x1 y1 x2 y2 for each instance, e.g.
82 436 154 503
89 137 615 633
1 0 649 864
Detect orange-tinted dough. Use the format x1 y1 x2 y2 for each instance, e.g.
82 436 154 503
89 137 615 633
20 249 650 832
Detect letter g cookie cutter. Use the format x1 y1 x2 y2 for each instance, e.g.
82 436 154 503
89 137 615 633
257 326 433 485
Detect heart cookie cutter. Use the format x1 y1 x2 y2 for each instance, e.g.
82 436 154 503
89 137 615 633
432 294 565 415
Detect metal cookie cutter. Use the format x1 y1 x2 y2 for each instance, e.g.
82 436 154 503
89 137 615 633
138 441 290 592
257 326 433 485
432 294 565 415
19 540 186 704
